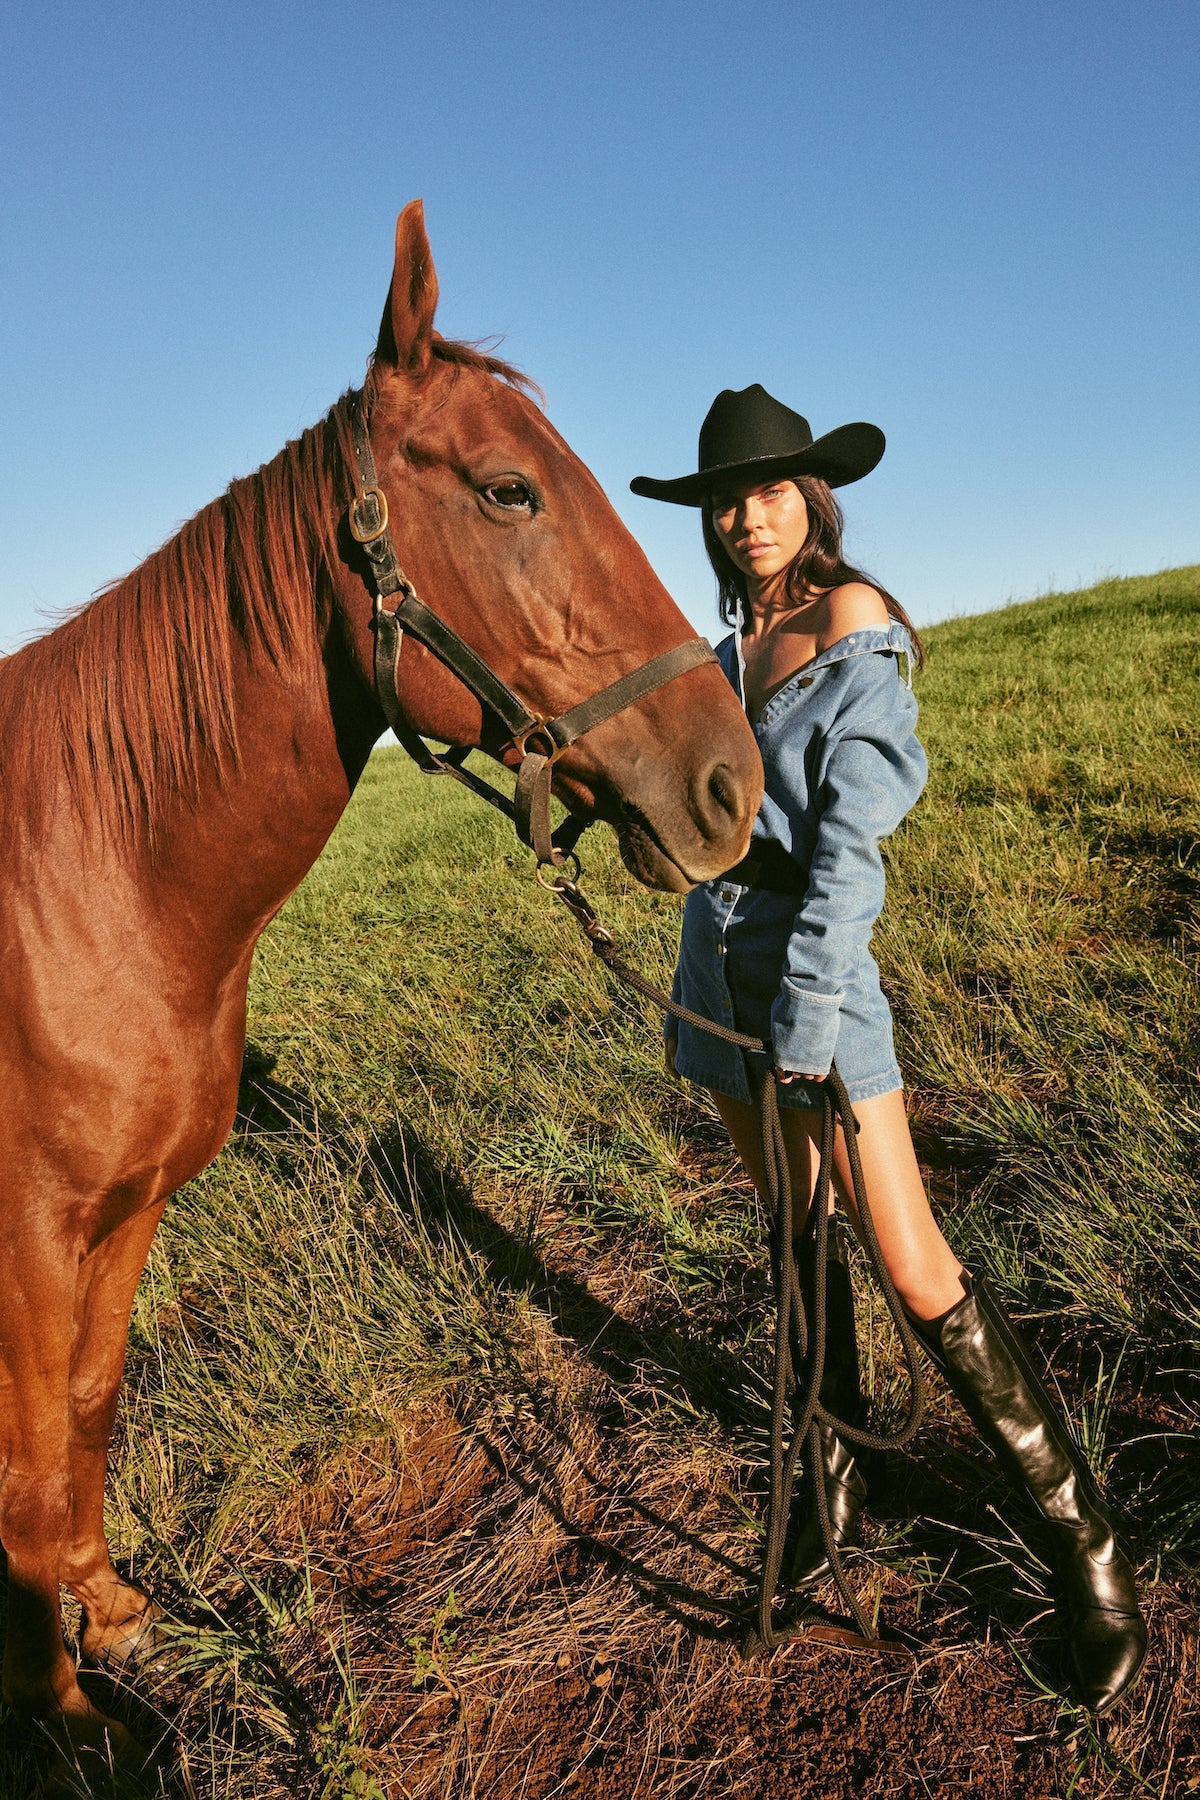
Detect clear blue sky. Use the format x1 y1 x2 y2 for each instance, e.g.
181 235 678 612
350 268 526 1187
1 0 1196 652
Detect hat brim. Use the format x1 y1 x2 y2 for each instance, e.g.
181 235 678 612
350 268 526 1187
629 422 885 507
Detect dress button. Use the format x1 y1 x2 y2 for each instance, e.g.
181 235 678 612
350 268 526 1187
720 888 734 902
799 676 813 688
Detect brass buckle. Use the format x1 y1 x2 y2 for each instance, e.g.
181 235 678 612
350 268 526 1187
348 486 389 544
512 715 566 763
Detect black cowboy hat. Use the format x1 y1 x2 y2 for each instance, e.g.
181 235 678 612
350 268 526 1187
629 383 885 507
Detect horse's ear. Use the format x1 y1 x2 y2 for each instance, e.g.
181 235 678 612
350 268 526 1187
376 199 439 374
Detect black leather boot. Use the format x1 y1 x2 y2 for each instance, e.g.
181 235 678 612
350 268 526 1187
789 1216 872 1588
916 1274 1147 1713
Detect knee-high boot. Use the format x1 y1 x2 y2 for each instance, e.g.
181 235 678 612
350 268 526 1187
789 1215 872 1588
915 1273 1146 1713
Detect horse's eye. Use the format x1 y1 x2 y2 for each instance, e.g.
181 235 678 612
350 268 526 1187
483 478 534 511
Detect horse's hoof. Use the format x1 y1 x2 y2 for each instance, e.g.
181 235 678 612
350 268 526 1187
80 1599 173 1681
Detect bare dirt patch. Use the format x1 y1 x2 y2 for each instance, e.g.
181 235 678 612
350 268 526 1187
205 1398 1195 1800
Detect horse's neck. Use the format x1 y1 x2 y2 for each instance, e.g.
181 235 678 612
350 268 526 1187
147 615 377 959
123 407 382 953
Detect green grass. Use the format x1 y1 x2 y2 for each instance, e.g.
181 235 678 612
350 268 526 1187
885 568 1200 1341
15 566 1199 1798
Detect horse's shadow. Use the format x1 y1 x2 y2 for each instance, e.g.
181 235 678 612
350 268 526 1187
237 1041 321 1137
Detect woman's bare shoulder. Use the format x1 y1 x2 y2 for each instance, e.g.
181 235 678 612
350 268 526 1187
822 582 891 642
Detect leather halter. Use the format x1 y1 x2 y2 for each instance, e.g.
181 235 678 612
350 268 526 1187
346 395 717 866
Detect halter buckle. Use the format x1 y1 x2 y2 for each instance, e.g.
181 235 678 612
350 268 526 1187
512 715 566 763
348 486 390 544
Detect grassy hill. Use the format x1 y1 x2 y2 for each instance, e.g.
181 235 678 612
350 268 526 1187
885 566 1200 1360
25 568 1200 1799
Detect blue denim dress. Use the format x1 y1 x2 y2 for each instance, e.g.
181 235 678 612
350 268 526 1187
670 621 927 1109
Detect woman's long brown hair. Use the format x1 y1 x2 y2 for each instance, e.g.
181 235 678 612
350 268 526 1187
702 474 925 668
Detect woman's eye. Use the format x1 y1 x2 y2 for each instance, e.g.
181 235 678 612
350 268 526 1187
483 478 534 510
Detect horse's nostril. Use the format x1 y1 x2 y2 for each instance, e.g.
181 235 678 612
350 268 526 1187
706 760 740 822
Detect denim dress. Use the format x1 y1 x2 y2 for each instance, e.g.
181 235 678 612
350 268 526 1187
670 621 927 1110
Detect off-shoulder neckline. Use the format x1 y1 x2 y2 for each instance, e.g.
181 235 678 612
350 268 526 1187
720 622 912 723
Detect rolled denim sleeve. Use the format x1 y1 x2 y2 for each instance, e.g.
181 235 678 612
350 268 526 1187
770 661 926 1077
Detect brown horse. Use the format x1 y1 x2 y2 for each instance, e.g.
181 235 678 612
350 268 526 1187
0 201 760 1768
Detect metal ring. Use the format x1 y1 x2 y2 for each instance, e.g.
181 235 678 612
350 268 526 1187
348 487 389 544
535 853 582 888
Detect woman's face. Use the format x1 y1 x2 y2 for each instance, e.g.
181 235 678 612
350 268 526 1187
710 478 809 586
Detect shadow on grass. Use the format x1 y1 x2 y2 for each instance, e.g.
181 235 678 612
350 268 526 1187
230 1050 1200 1719
0 1631 183 1799
238 1041 321 1138
1097 823 1200 945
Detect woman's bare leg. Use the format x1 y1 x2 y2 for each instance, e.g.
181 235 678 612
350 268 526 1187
711 1085 964 1319
711 1087 818 1212
712 1086 1145 1706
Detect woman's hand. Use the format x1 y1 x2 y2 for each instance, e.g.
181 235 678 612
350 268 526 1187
664 1032 679 1077
778 1068 824 1083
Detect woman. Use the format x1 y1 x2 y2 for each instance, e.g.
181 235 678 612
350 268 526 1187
630 384 1145 1712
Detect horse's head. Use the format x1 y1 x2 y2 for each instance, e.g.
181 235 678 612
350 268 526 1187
338 201 760 892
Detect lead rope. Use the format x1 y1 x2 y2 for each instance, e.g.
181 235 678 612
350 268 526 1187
545 874 925 1652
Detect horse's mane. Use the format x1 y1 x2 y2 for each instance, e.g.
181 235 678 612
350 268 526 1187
0 339 531 851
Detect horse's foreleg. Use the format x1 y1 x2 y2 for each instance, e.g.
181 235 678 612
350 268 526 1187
61 1200 167 1669
0 1233 135 1762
